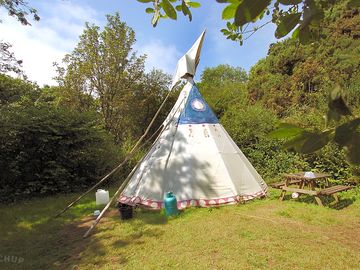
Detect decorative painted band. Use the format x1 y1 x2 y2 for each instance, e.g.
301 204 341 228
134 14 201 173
118 190 267 210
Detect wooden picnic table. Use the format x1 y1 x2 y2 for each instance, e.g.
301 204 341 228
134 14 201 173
277 172 354 206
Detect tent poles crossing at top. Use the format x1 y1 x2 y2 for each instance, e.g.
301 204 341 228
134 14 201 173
54 89 173 218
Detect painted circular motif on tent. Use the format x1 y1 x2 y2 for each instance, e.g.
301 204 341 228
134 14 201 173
191 98 206 112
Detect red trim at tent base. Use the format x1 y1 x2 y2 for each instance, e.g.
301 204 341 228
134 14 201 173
118 190 267 210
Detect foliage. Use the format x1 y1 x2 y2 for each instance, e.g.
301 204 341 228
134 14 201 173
0 0 39 25
0 75 120 202
137 0 360 45
197 63 308 181
0 0 39 78
270 87 360 165
136 0 201 27
0 73 38 105
0 14 178 202
0 41 25 76
221 103 278 148
55 13 145 140
304 143 352 180
200 64 247 87
0 105 119 202
56 13 173 143
245 3 360 165
220 103 307 181
199 64 247 117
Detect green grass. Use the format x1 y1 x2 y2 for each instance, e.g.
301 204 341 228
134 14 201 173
1 187 360 270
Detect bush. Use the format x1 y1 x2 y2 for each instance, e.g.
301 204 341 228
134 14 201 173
244 140 308 183
221 103 308 182
0 105 120 202
304 143 352 181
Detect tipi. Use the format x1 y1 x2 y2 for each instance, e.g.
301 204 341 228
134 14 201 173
118 31 268 210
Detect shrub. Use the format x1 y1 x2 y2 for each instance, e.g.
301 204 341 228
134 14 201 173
0 105 120 202
221 103 307 182
304 143 352 180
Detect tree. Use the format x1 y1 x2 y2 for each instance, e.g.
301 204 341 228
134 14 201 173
56 13 174 143
200 64 247 87
0 73 38 105
0 0 40 78
56 13 146 142
199 65 248 117
0 41 27 81
130 68 173 135
0 0 39 25
0 42 25 76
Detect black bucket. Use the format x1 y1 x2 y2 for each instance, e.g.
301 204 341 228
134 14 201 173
118 203 133 220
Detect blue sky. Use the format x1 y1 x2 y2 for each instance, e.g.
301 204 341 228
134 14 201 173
0 0 277 85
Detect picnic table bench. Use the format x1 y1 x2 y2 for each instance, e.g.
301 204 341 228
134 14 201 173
270 179 302 189
277 172 355 206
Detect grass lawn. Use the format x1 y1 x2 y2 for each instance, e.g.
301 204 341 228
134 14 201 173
1 188 360 270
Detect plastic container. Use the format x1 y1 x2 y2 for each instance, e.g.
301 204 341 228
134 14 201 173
304 171 316 178
164 192 179 216
118 203 133 220
96 189 110 205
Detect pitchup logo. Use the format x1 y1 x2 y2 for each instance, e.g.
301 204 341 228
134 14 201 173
0 254 24 264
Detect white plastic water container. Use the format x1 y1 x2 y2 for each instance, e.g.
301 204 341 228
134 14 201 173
96 189 110 205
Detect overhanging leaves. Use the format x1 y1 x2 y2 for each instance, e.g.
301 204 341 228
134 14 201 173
269 123 304 139
279 0 302 5
283 132 310 152
145 7 155 13
298 25 311 44
187 2 201 8
283 130 332 154
151 9 160 26
162 0 177 20
234 0 271 26
327 85 352 123
275 13 301 39
300 131 332 154
182 0 192 21
347 133 360 165
222 3 239 20
334 118 360 146
303 2 324 27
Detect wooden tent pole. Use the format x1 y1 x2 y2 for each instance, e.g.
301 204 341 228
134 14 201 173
83 155 143 238
55 154 134 218
55 91 172 218
82 95 187 238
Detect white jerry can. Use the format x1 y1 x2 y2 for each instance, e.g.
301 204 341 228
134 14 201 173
96 189 110 205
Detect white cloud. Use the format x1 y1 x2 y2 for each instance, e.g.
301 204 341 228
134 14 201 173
0 1 99 86
137 40 181 75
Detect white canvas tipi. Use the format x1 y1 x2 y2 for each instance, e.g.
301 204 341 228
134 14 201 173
118 31 268 210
